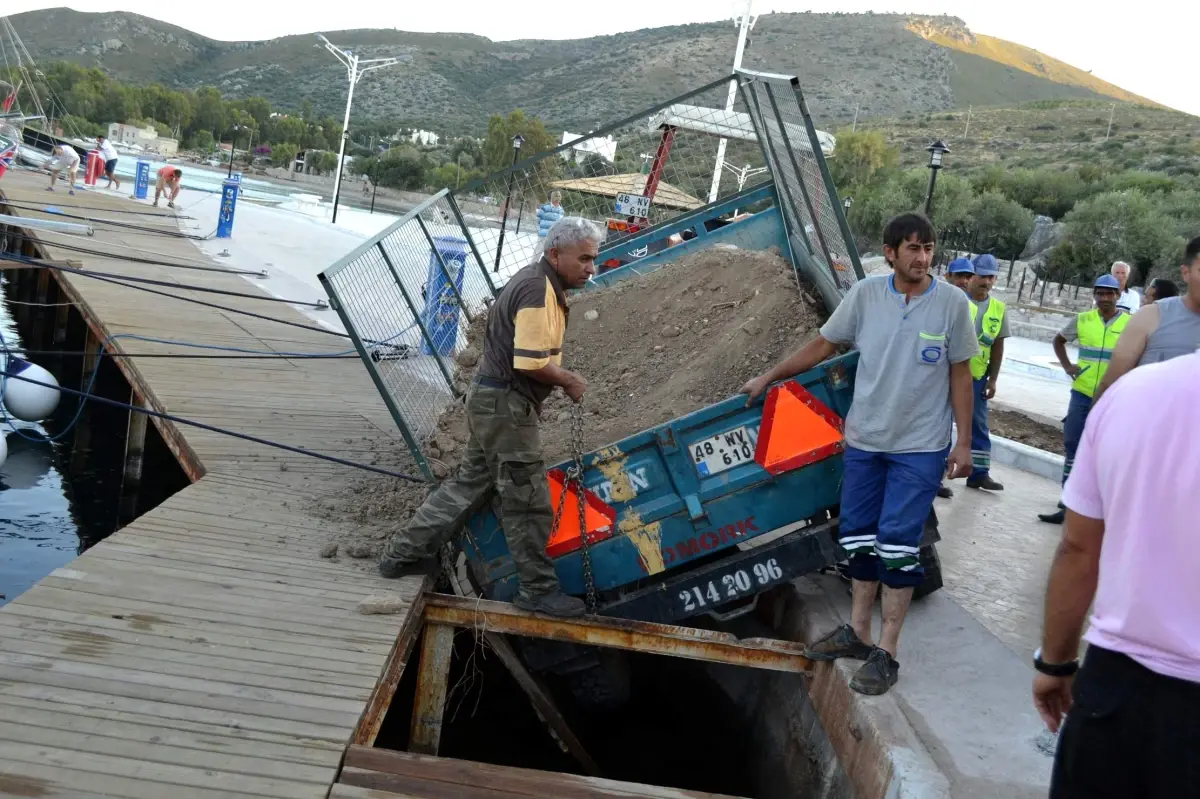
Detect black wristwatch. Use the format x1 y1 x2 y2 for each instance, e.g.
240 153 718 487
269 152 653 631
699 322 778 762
1033 648 1080 677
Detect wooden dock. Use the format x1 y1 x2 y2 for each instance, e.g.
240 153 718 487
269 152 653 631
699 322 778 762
0 170 427 798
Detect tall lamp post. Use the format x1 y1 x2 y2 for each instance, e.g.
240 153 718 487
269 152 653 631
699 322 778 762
227 125 242 178
707 0 758 204
492 133 524 273
923 140 950 218
317 33 404 225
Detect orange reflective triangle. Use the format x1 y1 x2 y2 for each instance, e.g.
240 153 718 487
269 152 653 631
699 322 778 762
754 381 844 475
545 470 617 558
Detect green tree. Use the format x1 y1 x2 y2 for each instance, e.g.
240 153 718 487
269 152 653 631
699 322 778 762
1048 190 1182 283
966 191 1036 260
828 128 899 191
373 146 428 190
193 87 226 136
191 130 214 152
482 110 556 172
271 142 299 169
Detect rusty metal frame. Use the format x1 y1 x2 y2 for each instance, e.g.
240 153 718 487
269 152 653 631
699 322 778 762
351 583 431 747
422 594 811 673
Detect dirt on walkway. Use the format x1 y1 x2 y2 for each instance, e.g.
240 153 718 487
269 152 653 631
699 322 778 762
311 246 825 558
989 408 1064 455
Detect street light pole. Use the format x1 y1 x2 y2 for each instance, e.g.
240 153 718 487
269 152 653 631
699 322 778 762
707 0 757 204
317 33 404 225
492 133 524 274
923 140 950 218
227 125 239 178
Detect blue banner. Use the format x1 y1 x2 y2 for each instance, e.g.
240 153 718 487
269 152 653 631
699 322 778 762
133 161 150 200
216 179 240 238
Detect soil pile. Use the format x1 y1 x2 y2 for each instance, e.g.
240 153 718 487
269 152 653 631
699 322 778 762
312 246 825 556
989 409 1064 455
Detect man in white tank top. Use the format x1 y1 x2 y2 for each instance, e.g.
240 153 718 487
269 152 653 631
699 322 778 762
1094 236 1200 404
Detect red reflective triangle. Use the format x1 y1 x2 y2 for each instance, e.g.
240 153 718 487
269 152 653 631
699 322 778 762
753 381 844 475
545 470 618 558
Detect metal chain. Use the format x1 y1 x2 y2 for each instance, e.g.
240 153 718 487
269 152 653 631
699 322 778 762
569 402 598 614
547 399 598 613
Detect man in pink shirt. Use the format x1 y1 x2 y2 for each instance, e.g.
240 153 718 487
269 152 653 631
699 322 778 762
1033 349 1199 797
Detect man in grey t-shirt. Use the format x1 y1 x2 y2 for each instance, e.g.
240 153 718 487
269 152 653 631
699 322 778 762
742 213 976 695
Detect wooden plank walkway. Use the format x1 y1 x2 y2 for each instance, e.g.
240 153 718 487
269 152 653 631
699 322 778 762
0 171 427 798
336 746 745 799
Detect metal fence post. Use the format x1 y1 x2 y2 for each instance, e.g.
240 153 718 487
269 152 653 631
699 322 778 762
791 83 865 280
446 193 499 299
376 243 458 391
1018 270 1027 301
318 274 434 481
415 215 473 322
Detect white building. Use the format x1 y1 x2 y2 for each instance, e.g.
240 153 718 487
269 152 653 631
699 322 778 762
559 131 617 164
108 122 157 146
408 129 440 146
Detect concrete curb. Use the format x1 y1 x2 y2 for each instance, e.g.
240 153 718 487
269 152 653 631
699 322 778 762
990 434 1064 482
1003 357 1072 384
766 584 952 799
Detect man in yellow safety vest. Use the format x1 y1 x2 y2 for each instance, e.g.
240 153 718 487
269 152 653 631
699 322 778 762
966 254 1008 491
1038 274 1129 524
937 257 977 499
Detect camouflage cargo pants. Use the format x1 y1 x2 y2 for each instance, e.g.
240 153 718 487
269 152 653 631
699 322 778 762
383 384 559 598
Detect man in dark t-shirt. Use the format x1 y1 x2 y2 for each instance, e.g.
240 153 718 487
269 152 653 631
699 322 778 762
379 217 599 618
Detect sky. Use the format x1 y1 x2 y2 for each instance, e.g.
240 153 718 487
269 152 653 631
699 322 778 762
7 1 1199 116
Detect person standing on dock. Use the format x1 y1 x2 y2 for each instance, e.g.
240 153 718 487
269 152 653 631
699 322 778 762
96 135 121 191
45 144 80 195
937 256 975 499
1110 261 1140 314
154 165 183 208
742 212 977 695
1090 236 1200 405
1033 348 1199 798
378 217 599 619
536 191 565 239
964 253 1008 492
1038 275 1129 525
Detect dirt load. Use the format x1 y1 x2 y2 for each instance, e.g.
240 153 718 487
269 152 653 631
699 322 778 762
989 408 1064 455
311 247 825 556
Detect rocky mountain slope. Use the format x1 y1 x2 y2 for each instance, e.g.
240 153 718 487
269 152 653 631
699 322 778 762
7 9 1161 134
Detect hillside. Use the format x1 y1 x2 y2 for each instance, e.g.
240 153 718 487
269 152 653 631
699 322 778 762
6 8 1166 134
862 99 1200 176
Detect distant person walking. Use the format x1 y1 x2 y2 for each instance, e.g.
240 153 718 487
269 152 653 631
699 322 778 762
537 191 564 239
45 144 79 195
1092 236 1200 404
154 165 182 208
1110 261 1140 314
743 213 976 695
1038 275 1128 524
96 135 121 191
1033 348 1200 798
965 254 1008 491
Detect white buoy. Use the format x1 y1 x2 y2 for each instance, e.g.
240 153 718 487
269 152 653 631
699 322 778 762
3 357 61 422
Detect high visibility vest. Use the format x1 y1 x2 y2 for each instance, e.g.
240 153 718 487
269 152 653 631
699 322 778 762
1073 309 1130 397
968 297 1007 380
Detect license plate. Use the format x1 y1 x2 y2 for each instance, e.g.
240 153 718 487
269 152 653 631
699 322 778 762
690 425 757 477
675 555 785 614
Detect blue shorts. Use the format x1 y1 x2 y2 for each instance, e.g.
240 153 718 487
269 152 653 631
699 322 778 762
838 445 945 588
104 159 118 176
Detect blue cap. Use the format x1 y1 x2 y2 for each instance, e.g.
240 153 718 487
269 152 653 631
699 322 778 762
1094 274 1121 290
947 257 974 275
972 253 1000 276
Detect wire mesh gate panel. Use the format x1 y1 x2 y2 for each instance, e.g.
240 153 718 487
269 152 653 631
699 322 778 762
735 69 863 307
318 189 494 479
451 76 781 288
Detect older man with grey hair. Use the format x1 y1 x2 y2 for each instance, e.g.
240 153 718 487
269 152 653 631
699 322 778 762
1111 261 1140 314
379 216 600 617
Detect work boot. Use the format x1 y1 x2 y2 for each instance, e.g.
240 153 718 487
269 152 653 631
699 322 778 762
967 475 1004 491
377 555 437 580
936 484 953 499
1038 508 1066 524
513 590 587 618
803 623 874 662
850 647 900 695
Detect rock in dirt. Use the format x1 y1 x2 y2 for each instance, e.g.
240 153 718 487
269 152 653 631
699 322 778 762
455 346 480 368
344 542 378 559
584 309 600 321
318 542 338 559
357 594 409 615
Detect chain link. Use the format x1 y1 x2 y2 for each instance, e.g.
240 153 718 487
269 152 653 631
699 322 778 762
548 399 598 613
